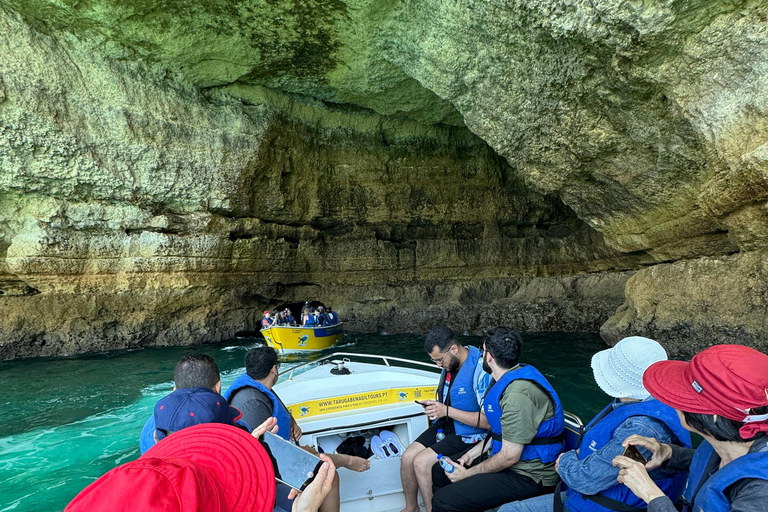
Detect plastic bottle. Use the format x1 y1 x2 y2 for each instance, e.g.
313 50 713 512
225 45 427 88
436 454 454 473
435 429 445 442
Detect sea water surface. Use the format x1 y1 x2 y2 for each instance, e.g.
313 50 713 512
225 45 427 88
0 332 612 511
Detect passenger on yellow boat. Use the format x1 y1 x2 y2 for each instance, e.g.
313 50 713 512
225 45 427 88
399 326 492 512
261 310 273 329
430 327 565 512
326 307 339 325
273 310 289 326
284 308 297 325
302 306 317 327
224 347 371 512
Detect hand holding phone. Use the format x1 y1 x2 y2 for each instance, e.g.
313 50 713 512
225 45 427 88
261 431 324 491
622 444 647 465
414 400 428 407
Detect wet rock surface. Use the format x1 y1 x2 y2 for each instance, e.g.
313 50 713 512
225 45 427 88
1 1 767 358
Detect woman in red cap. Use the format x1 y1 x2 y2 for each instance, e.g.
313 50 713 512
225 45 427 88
612 344 768 512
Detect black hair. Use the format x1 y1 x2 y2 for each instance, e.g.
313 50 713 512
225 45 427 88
424 326 458 353
484 326 523 369
245 346 279 380
683 406 768 443
174 354 220 389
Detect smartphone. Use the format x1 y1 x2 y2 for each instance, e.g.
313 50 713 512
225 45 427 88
415 400 428 407
261 431 324 491
622 444 647 465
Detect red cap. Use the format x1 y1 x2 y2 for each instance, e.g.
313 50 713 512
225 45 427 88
643 344 768 439
65 424 275 512
264 311 271 315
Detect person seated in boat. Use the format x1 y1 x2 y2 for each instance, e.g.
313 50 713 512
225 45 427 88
498 336 692 512
139 353 247 454
399 325 492 512
325 307 338 325
316 306 329 326
261 310 274 329
430 326 565 512
302 307 317 327
284 308 297 325
225 346 372 474
273 310 289 326
67 421 337 512
611 344 768 512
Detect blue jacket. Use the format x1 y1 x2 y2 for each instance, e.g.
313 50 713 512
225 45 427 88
435 346 489 439
483 364 564 463
224 374 292 440
565 399 692 512
303 314 316 327
682 439 768 512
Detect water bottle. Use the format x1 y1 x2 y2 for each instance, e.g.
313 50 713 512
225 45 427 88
435 429 445 442
436 454 454 473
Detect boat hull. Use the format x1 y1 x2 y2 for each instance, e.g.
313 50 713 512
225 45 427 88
262 323 343 352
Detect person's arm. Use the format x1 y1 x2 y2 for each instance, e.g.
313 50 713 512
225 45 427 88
558 417 674 495
446 439 523 482
422 400 490 430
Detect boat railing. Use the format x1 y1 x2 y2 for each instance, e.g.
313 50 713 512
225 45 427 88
280 351 440 380
263 322 344 331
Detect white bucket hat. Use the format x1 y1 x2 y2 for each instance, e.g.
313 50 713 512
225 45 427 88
591 336 667 400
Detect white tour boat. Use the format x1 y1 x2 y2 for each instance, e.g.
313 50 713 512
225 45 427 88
274 352 585 512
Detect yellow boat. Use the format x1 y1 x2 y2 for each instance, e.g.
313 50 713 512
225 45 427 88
262 323 344 352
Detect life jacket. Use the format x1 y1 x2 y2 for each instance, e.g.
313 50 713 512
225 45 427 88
565 399 692 512
680 439 768 512
286 314 296 324
139 415 157 454
482 364 564 462
327 312 338 324
138 404 252 454
303 314 316 327
317 313 328 326
223 374 292 441
261 317 271 328
435 346 488 438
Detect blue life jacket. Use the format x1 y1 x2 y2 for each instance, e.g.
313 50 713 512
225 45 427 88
224 374 292 441
140 415 157 454
139 403 252 454
482 364 565 462
565 399 693 512
327 312 338 324
435 346 488 438
317 313 329 326
286 314 296 324
681 439 768 512
303 314 316 327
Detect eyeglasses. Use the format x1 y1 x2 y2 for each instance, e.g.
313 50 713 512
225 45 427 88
430 352 451 366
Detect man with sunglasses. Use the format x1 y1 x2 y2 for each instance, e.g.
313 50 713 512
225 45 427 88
399 326 492 512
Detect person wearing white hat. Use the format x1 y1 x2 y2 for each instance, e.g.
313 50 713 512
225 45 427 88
499 336 693 512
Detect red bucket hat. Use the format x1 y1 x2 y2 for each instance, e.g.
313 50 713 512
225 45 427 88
65 423 275 512
643 344 768 439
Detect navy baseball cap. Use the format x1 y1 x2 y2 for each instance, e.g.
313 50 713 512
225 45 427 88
154 387 243 441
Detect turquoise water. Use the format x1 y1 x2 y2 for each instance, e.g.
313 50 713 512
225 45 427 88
0 332 611 511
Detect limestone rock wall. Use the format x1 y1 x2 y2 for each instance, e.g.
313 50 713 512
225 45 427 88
1 0 768 358
0 8 638 359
